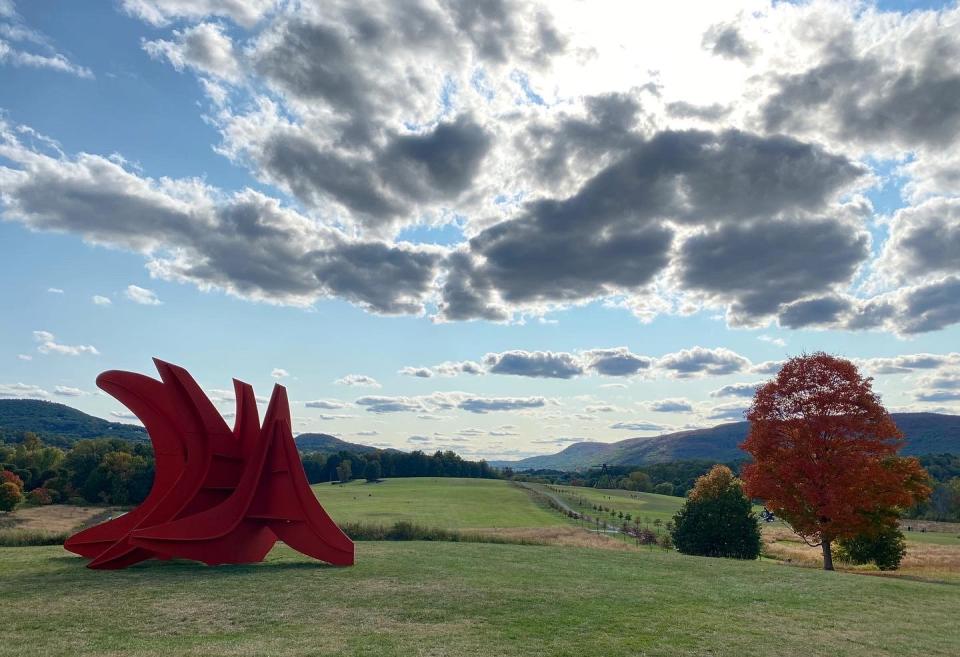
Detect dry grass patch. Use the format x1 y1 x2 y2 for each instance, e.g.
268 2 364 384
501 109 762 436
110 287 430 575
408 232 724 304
468 526 641 551
762 523 960 582
0 504 119 533
0 505 121 546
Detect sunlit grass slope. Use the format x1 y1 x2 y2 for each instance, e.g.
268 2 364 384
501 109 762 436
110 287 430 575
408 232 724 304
4 542 959 657
311 477 564 529
547 483 686 523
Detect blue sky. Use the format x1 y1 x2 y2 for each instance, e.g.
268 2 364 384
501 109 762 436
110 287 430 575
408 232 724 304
2 1 960 460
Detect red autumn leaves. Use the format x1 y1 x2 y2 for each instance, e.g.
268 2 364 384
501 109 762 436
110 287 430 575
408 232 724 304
741 352 930 569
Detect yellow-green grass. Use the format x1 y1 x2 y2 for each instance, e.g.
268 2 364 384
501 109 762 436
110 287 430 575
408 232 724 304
902 529 960 546
4 541 960 657
311 478 565 529
542 484 685 523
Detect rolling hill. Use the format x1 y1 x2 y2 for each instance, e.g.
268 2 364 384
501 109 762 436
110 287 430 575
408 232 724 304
0 400 383 453
494 412 960 471
0 399 148 445
294 432 382 454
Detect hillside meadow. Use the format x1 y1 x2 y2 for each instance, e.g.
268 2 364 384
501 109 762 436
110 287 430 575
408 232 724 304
4 540 960 657
3 477 960 656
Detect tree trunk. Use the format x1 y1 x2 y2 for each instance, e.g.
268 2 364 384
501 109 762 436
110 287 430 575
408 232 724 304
821 540 834 571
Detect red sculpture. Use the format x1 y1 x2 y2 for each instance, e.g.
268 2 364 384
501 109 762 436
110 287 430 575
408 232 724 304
65 359 354 569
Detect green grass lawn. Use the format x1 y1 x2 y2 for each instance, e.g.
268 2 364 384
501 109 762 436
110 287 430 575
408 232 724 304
900 529 960 546
4 541 959 657
545 483 686 523
311 477 564 529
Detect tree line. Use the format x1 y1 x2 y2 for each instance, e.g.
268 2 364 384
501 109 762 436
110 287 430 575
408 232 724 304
0 434 497 511
507 459 737 497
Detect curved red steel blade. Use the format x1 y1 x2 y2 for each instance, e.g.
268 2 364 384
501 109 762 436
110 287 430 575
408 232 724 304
87 360 236 568
64 370 184 562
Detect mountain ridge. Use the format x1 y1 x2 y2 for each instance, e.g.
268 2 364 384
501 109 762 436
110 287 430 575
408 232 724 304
492 412 960 471
0 399 382 453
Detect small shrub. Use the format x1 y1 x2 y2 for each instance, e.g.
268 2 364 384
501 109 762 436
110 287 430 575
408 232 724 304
636 528 658 545
1 470 24 491
0 482 23 512
658 533 674 550
27 488 54 506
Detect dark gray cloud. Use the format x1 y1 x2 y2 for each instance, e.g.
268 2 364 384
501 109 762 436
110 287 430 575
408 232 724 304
666 101 731 121
433 360 484 376
709 382 761 399
707 403 749 421
304 399 348 409
382 115 492 199
657 347 750 378
0 143 443 314
648 399 693 413
445 0 567 66
609 421 667 431
235 1 564 230
863 353 957 374
917 371 960 390
894 276 960 334
458 396 546 413
751 360 784 375
701 22 755 61
445 129 865 319
679 217 869 324
914 390 960 402
778 295 853 329
437 251 509 321
356 395 424 413
253 115 491 228
518 92 645 189
761 38 960 150
882 198 960 281
582 347 651 377
483 350 584 379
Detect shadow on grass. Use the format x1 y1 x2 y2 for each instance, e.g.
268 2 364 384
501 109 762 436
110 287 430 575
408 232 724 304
43 552 339 579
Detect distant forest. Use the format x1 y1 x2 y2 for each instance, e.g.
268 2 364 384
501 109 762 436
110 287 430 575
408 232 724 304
0 433 497 507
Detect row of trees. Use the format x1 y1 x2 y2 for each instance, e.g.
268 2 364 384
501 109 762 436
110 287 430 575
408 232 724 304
0 435 499 510
1 435 154 508
509 460 727 497
301 449 498 484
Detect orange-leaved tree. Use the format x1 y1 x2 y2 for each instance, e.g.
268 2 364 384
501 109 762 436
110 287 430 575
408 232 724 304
740 352 930 570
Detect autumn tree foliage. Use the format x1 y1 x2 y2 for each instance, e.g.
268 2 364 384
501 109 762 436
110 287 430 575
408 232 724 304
740 353 930 570
0 481 23 512
671 465 761 559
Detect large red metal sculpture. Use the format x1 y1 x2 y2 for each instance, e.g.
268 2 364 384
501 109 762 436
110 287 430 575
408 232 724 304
65 359 354 569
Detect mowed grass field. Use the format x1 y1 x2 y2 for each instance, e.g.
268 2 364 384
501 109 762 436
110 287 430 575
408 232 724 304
4 477 960 656
4 540 960 657
311 477 565 529
542 483 685 523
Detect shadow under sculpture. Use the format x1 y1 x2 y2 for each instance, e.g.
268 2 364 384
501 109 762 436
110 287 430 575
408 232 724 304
64 358 354 569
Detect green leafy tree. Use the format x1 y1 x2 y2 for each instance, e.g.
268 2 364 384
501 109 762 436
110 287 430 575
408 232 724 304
336 459 352 483
835 523 907 571
364 460 382 482
628 471 652 492
671 465 761 560
654 481 675 496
